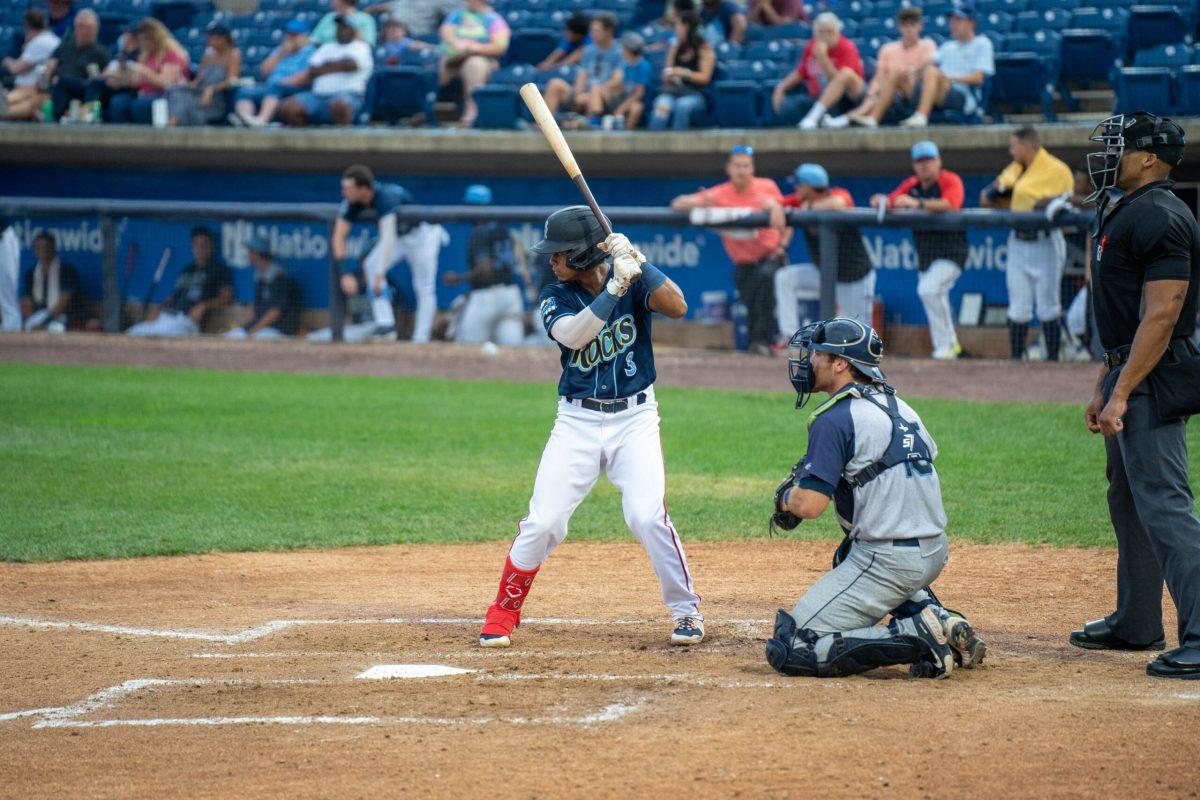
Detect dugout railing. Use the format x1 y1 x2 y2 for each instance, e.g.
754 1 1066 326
0 196 1093 342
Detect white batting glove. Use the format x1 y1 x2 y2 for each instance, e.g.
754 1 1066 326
613 253 642 286
602 232 646 264
606 274 631 297
1044 193 1072 221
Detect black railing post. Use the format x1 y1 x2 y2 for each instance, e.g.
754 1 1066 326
328 221 344 342
100 214 120 333
817 222 839 320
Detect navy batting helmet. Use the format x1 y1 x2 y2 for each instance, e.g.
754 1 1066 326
787 318 886 408
530 205 610 271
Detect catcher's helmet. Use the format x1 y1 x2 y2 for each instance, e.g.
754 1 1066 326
1087 110 1185 201
530 205 610 271
787 318 886 408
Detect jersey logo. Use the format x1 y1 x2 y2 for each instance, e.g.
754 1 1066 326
569 313 637 372
623 352 638 377
539 297 558 327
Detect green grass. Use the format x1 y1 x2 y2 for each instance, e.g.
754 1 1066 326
1 362 1196 562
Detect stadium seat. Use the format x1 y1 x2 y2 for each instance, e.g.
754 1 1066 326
472 85 521 128
1005 29 1061 64
489 63 537 86
504 28 559 67
1174 64 1200 114
1134 43 1192 68
980 11 1015 32
1128 5 1192 55
1112 66 1174 113
871 0 904 16
365 67 437 126
151 0 197 31
1060 29 1123 86
97 14 130 47
744 40 796 63
762 21 810 41
1014 9 1071 32
922 0 957 15
1070 6 1130 33
990 52 1057 120
712 81 761 127
722 59 778 81
1030 0 1080 11
977 0 1027 14
714 40 743 61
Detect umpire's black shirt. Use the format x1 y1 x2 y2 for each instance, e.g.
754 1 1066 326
1092 180 1200 351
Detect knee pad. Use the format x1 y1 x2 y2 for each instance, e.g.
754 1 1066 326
816 632 925 677
765 634 818 676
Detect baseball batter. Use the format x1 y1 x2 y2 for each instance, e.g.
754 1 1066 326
478 206 704 648
765 318 986 678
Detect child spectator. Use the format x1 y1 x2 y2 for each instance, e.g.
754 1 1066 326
537 12 590 70
612 32 649 129
379 15 434 66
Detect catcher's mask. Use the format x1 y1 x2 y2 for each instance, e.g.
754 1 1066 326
787 318 886 409
530 205 611 271
1086 110 1185 202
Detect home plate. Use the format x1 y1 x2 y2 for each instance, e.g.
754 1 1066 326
356 664 477 680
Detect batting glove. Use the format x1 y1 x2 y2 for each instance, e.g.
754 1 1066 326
613 253 642 285
602 233 646 265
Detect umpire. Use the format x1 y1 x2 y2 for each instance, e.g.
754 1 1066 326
1073 111 1200 679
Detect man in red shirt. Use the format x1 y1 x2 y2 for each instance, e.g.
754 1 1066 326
870 141 967 359
771 163 876 336
770 11 864 129
671 144 790 353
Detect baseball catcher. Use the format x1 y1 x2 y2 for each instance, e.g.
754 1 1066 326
764 318 986 678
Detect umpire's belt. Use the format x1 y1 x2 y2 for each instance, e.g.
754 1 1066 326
1103 345 1131 369
568 392 649 413
1014 229 1051 241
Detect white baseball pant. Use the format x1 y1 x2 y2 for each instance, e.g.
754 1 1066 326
0 228 21 332
126 311 199 337
362 222 448 342
1005 230 1066 324
508 386 701 620
916 259 962 355
225 326 286 340
1066 285 1089 340
835 271 877 326
774 263 820 337
456 284 525 345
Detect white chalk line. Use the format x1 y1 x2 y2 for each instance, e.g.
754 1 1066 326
1 614 768 645
191 645 736 659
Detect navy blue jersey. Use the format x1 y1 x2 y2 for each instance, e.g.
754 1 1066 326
539 273 658 400
248 263 302 336
339 182 416 236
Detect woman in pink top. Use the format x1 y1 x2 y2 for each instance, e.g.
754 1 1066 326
109 17 190 124
834 7 937 128
770 12 864 130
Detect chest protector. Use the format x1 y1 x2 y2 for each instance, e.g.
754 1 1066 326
845 390 933 488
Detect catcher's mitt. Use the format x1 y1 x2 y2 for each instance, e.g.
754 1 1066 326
769 461 804 536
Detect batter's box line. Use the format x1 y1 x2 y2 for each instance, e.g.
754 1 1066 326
0 615 769 645
13 678 650 730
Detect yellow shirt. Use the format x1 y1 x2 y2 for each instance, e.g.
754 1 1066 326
995 147 1074 211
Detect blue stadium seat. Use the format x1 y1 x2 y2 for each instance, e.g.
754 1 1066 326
504 27 559 66
990 51 1057 120
722 59 780 81
1128 5 1192 55
714 40 743 61
762 21 810 41
977 0 1027 14
97 14 130 47
152 0 198 31
712 81 761 127
980 11 1015 32
473 84 521 128
1060 29 1123 86
1112 66 1173 113
1175 64 1200 114
1029 0 1080 11
1005 29 1061 63
744 40 796 63
504 9 531 29
871 0 904 16
536 64 581 89
1134 43 1192 68
490 63 538 86
365 67 438 125
922 0 957 15
1014 9 1071 32
1070 6 1130 43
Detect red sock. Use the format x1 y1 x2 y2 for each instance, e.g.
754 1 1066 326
481 555 539 636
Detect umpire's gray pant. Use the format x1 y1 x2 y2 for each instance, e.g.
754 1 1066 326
1103 374 1200 649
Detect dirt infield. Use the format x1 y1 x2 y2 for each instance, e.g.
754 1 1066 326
1 541 1197 799
0 332 1097 404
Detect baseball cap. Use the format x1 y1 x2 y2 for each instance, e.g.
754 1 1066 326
949 0 977 20
464 184 493 205
1122 111 1186 165
621 31 645 53
911 140 940 160
731 144 754 156
245 234 272 255
790 163 829 189
284 18 308 34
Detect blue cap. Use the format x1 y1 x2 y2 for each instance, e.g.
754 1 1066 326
245 234 272 255
949 0 976 20
911 140 940 161
790 163 829 189
464 184 493 205
285 19 309 34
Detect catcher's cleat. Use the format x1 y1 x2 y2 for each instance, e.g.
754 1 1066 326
943 613 987 669
908 606 954 679
671 617 705 645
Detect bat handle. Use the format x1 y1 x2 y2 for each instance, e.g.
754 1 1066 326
572 174 611 237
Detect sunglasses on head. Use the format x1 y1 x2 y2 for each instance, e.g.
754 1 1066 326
730 145 754 156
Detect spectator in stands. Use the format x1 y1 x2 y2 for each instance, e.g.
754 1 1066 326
20 232 83 332
537 12 591 70
365 0 457 38
108 18 189 125
379 16 435 66
2 9 61 119
278 16 372 127
443 184 530 346
225 235 302 340
42 9 109 122
870 141 966 360
544 13 622 124
981 126 1075 361
900 0 993 128
831 6 936 129
47 0 77 41
438 0 510 127
95 30 140 122
0 219 18 332
230 20 314 127
698 0 746 45
613 32 649 129
670 145 788 354
648 10 714 131
166 23 241 127
748 0 807 27
127 227 233 337
770 163 876 330
312 0 377 47
771 11 864 130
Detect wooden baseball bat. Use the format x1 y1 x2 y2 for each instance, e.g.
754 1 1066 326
519 82 612 237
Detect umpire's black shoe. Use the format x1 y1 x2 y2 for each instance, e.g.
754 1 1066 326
1069 618 1166 651
1147 646 1200 679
